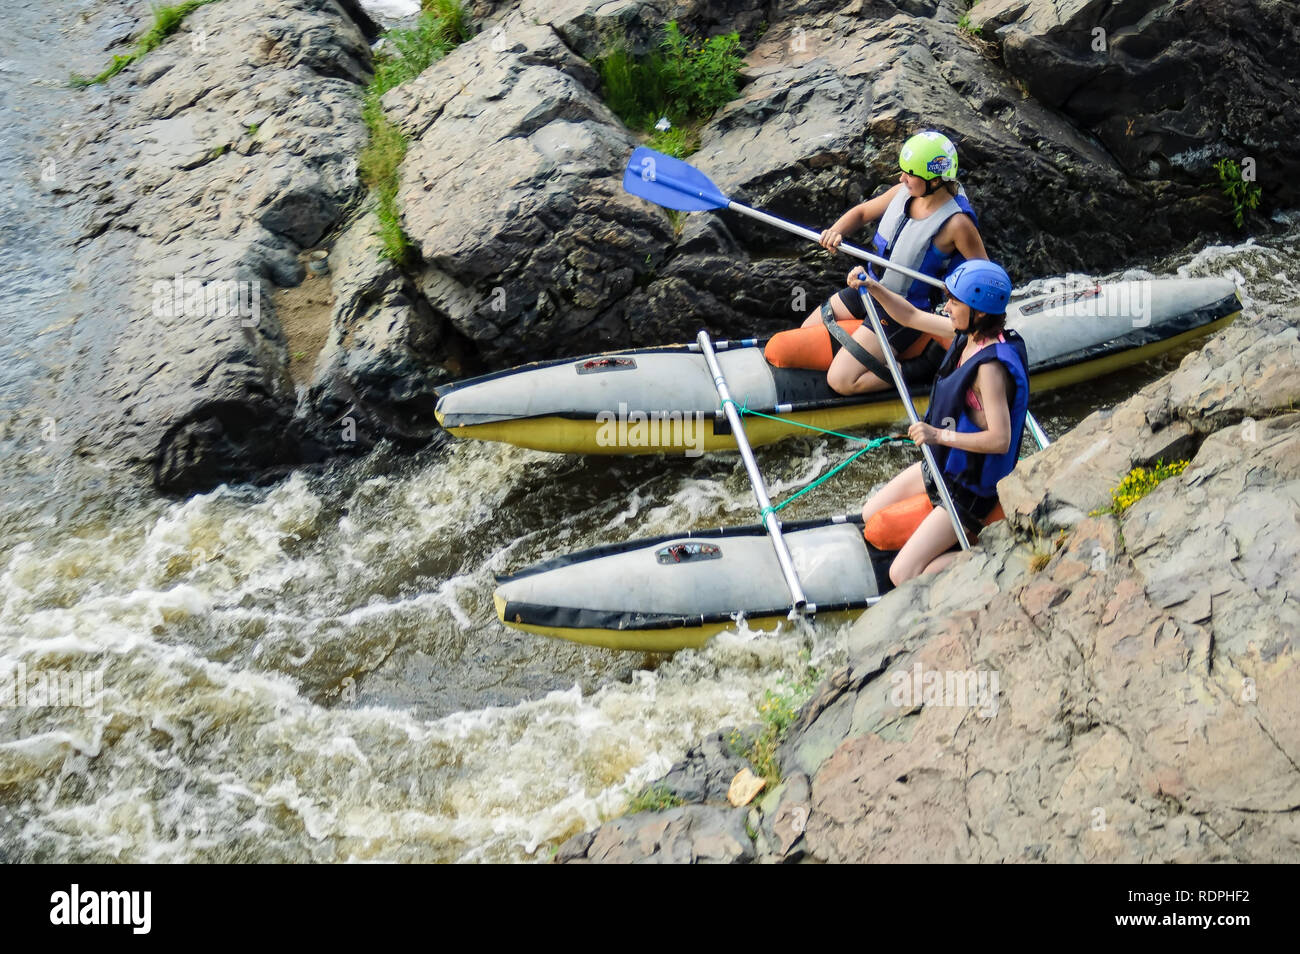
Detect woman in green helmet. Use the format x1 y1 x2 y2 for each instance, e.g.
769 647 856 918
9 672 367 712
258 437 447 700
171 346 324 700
767 130 990 395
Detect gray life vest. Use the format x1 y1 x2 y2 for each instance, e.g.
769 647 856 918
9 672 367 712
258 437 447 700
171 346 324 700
870 185 975 306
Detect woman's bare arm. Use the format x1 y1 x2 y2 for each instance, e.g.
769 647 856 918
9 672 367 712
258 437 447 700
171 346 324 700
855 276 955 339
947 214 988 262
820 184 904 249
910 361 1013 455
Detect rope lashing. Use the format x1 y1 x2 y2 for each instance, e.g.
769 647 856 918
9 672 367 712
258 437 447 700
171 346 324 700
717 396 912 513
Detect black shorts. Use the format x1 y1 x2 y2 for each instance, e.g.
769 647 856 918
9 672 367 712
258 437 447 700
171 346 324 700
923 466 998 540
835 286 925 354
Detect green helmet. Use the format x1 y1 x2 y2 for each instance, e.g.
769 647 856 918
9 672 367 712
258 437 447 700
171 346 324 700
899 131 959 181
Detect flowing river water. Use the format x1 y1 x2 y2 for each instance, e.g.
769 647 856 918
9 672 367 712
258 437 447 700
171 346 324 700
1 1 1297 862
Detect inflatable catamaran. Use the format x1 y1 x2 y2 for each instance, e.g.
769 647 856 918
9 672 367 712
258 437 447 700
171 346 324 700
491 322 1014 653
494 513 893 652
472 148 1241 651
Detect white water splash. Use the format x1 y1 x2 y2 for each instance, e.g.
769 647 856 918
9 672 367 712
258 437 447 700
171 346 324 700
358 0 421 20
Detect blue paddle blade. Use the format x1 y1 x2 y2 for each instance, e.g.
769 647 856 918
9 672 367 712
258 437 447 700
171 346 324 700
622 147 731 211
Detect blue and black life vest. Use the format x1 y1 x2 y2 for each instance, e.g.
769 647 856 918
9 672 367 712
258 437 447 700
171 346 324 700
923 329 1030 499
869 186 979 311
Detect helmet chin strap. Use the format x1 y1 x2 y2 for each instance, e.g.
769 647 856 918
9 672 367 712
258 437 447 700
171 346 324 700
922 178 945 196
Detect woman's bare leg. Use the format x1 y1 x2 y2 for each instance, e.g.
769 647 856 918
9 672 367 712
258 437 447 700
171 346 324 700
861 461 924 522
922 550 962 575
826 323 892 395
889 506 960 587
800 292 857 328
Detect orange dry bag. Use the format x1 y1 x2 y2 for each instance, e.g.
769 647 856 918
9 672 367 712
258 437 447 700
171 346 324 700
765 320 950 372
863 493 1006 550
764 320 863 370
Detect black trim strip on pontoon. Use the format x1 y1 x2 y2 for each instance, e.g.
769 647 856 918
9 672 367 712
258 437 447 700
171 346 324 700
500 594 883 633
495 513 865 583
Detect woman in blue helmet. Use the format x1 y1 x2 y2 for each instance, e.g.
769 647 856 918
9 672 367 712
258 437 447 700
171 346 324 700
793 130 989 395
856 259 1030 585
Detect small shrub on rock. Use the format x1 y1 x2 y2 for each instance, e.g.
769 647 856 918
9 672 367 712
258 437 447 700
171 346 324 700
596 21 744 158
1092 459 1190 517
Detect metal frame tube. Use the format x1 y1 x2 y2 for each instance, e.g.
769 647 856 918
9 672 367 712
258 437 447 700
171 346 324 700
697 331 814 616
856 289 972 551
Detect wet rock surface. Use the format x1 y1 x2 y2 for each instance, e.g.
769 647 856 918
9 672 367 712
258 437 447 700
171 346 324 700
305 210 466 451
655 730 755 804
62 0 376 491
558 803 755 863
562 304 1300 862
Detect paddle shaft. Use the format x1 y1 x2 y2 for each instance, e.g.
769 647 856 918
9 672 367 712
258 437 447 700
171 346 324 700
697 331 814 617
629 161 937 289
856 288 972 551
727 200 943 293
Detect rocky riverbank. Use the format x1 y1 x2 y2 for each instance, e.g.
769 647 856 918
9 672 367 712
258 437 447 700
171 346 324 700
557 301 1300 863
58 0 380 492
52 0 1300 492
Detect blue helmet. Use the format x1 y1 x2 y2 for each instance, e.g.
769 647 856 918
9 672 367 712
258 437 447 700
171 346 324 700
944 260 1012 314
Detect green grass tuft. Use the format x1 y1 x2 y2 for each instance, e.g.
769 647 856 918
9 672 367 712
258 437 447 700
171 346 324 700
625 783 685 815
647 125 697 159
359 98 412 264
361 0 470 263
596 47 643 124
1214 158 1262 229
595 20 744 158
421 0 471 44
372 1 470 98
72 0 219 87
727 655 821 789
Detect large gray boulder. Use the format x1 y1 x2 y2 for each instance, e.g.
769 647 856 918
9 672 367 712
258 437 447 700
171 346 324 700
979 0 1300 208
799 387 1300 862
383 17 678 364
61 0 374 492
